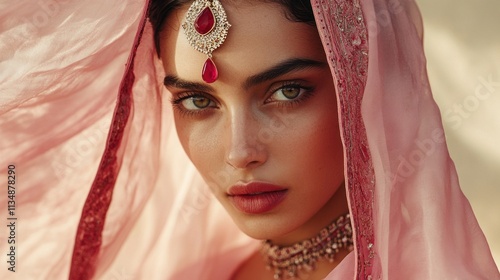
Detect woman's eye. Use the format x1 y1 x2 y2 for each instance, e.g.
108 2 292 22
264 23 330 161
178 96 215 110
281 87 301 99
270 85 308 101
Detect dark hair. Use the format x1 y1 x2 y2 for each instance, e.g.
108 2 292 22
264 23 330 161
148 0 315 54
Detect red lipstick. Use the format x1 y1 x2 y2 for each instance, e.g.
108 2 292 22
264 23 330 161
227 182 288 214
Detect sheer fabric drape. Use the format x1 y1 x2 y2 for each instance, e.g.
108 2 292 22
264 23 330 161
0 0 498 279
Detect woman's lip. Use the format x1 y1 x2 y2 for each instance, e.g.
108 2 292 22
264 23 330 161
227 182 288 196
227 182 288 214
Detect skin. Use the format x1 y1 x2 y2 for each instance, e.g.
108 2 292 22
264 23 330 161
159 1 349 279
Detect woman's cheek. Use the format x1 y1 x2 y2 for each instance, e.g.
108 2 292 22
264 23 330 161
181 119 225 178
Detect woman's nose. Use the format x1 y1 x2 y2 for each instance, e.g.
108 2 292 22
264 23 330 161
225 110 268 169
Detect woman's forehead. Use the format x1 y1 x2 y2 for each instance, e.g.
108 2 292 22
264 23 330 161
159 2 325 85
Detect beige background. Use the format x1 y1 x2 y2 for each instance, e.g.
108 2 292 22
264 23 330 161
418 0 500 268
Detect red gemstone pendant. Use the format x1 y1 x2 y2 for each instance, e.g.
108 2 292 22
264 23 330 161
202 58 218 83
195 7 215 35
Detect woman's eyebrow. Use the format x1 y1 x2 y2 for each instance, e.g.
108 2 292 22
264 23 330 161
163 75 214 92
163 58 326 91
243 58 327 89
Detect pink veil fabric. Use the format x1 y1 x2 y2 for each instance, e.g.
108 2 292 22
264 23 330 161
314 0 500 279
1 1 146 278
1 0 498 280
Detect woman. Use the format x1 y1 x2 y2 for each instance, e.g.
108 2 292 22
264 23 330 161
152 1 351 279
0 0 498 279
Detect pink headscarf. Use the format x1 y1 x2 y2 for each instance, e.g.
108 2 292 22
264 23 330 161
0 0 498 279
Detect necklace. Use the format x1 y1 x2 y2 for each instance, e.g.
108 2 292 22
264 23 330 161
261 213 353 280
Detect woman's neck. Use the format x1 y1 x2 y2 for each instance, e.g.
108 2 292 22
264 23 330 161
262 211 353 279
270 185 349 246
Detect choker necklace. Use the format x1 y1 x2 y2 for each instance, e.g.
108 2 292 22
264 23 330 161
262 213 353 280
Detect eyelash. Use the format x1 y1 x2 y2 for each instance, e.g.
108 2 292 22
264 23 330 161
266 81 315 108
170 92 217 117
170 81 315 117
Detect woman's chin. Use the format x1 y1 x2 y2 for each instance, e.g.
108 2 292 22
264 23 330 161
225 209 299 241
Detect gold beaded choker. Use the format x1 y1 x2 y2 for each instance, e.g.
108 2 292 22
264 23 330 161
262 213 353 279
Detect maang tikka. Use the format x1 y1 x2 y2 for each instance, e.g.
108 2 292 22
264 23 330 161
182 0 231 83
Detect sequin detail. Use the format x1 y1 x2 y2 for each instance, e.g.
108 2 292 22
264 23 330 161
312 0 378 279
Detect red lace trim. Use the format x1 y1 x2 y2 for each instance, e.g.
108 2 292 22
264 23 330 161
313 1 377 279
68 2 151 279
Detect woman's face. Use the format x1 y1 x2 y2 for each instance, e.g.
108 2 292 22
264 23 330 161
159 1 346 244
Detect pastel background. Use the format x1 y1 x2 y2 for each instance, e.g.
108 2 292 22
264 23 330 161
418 0 500 268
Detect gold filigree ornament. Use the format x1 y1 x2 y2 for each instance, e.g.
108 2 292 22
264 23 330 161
182 0 231 83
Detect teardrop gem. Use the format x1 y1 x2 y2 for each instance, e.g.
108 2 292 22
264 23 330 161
202 58 218 83
195 7 215 35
